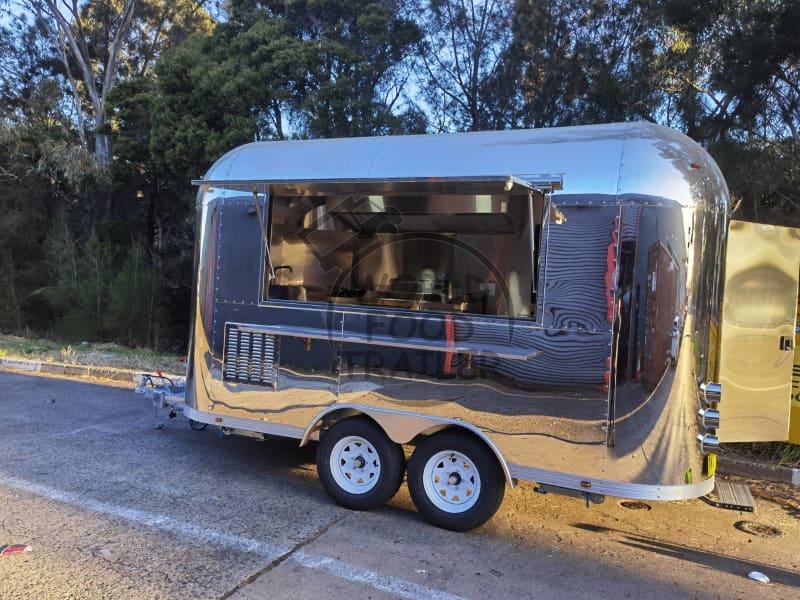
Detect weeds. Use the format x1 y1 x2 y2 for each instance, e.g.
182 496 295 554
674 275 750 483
0 333 183 373
724 442 800 469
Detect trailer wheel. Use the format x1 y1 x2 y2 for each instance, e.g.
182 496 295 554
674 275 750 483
317 417 405 511
188 419 208 431
408 430 504 531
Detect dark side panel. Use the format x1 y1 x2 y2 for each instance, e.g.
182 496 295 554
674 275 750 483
539 204 620 333
200 195 617 465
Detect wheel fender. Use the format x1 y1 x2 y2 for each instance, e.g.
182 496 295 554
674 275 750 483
300 404 515 488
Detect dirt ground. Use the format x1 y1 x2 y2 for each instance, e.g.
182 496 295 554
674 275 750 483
0 370 798 599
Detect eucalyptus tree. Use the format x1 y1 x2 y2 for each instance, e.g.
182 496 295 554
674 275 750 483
414 0 513 132
34 0 137 168
660 0 800 222
493 0 662 129
31 0 213 169
241 0 424 138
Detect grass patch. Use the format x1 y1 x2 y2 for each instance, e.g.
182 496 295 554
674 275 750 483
0 333 184 374
735 443 800 469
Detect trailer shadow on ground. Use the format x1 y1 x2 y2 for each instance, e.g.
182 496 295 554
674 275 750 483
572 522 800 588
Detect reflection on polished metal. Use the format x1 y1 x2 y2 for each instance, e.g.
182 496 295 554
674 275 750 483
698 408 720 429
700 382 721 405
790 302 800 445
186 122 731 501
192 175 564 196
697 433 720 455
717 220 800 442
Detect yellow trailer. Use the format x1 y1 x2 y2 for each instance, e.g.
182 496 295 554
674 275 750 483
706 220 800 445
789 300 800 444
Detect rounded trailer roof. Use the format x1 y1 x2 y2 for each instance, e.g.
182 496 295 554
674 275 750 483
198 122 728 209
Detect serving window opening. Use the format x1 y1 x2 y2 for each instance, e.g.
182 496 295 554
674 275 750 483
264 190 545 319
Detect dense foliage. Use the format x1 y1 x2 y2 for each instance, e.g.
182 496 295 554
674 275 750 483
0 0 798 350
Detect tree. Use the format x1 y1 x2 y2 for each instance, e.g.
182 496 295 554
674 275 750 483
273 0 424 137
494 0 662 129
124 0 215 77
0 79 91 333
490 0 585 128
151 18 300 183
0 1 215 346
35 0 137 168
571 0 661 123
661 0 800 222
415 0 513 131
152 0 424 183
3 0 799 351
32 0 214 169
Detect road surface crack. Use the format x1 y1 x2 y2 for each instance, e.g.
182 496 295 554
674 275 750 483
217 512 350 600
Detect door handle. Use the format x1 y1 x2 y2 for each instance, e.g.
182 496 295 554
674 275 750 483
780 335 794 351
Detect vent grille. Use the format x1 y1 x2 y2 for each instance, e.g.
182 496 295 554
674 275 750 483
223 324 277 387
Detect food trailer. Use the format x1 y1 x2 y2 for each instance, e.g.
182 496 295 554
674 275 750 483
144 122 800 531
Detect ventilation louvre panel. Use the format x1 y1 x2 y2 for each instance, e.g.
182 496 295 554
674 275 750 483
223 324 277 387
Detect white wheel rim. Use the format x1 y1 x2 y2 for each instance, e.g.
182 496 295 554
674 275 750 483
329 436 382 494
422 450 481 513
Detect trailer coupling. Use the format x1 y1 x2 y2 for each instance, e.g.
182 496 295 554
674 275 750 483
135 372 187 429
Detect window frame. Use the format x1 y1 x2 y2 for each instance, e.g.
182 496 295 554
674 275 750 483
256 187 548 324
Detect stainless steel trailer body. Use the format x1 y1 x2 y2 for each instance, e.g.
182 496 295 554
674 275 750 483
185 122 729 529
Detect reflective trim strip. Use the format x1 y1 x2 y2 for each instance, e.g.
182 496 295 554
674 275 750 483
182 405 304 439
508 463 714 500
191 174 564 192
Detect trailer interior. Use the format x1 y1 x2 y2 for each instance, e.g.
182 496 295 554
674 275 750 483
265 191 545 319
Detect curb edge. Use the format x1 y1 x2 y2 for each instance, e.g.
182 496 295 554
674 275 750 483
717 456 799 488
0 357 181 383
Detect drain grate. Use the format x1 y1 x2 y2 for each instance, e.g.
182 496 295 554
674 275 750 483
734 521 783 538
620 501 652 511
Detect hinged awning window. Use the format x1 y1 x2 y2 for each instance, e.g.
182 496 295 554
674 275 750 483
191 174 563 196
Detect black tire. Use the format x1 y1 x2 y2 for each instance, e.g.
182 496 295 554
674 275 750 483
317 417 405 511
408 430 505 531
189 419 208 431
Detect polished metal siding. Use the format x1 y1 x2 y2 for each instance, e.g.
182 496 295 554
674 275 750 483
186 123 730 497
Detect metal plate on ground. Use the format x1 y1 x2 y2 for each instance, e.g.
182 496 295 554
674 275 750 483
704 480 756 512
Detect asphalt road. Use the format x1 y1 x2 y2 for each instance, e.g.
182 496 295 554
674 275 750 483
0 370 799 600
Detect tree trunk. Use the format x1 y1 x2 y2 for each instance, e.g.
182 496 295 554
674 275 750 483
95 131 111 169
3 250 22 331
151 207 164 352
94 127 114 219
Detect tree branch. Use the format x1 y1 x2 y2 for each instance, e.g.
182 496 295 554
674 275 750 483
101 0 137 108
42 0 102 115
56 32 88 148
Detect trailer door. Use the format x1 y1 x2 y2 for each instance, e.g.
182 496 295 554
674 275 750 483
789 301 800 444
717 220 800 442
